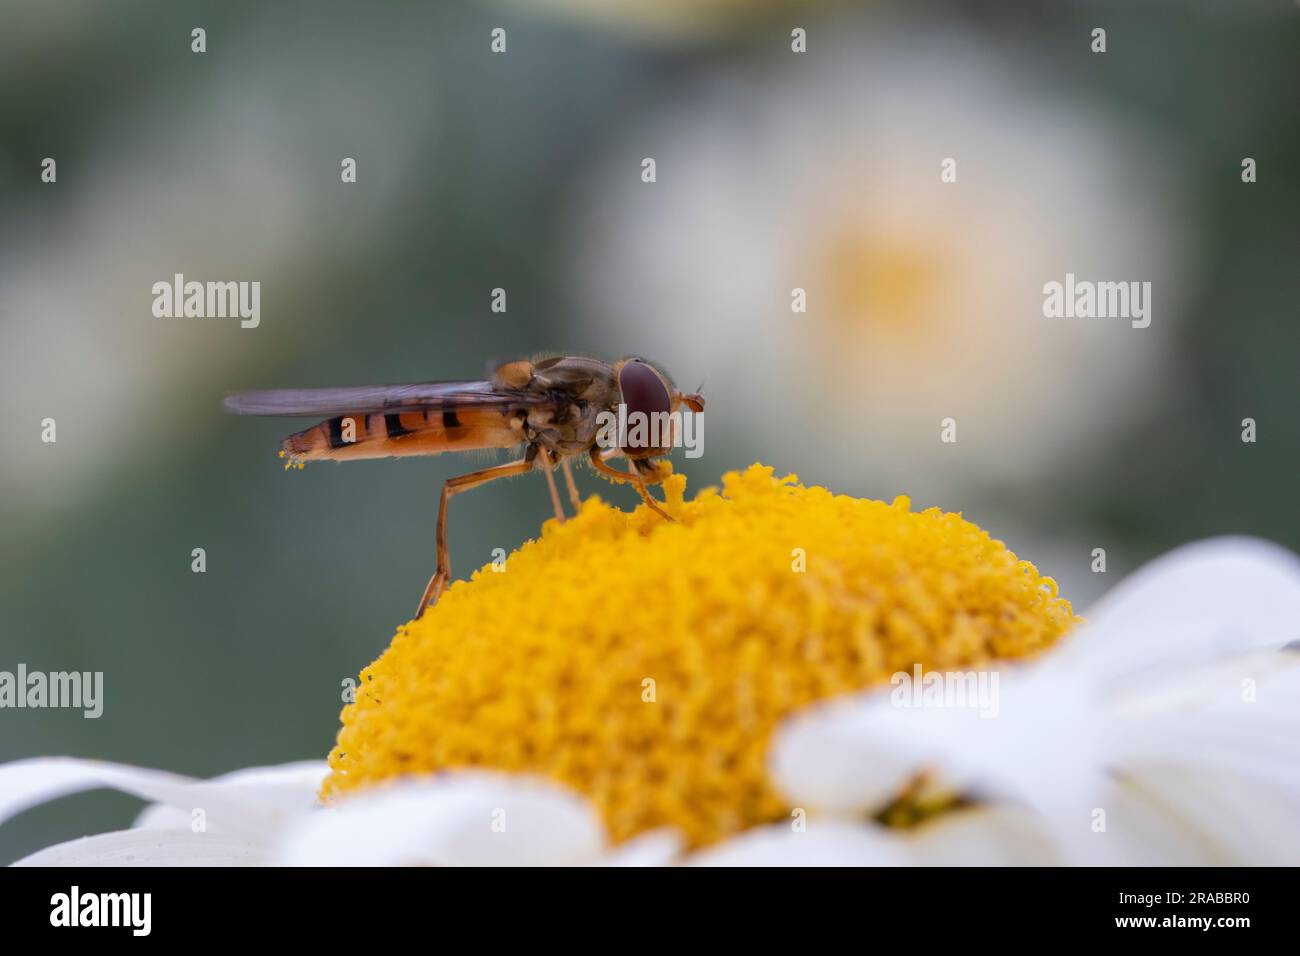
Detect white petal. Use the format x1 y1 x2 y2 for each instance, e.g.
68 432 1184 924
902 805 1062 866
1107 651 1300 790
688 821 909 867
770 668 1104 819
1050 537 1300 691
133 761 327 830
1107 767 1300 866
769 694 944 813
0 758 198 825
12 829 267 867
592 829 684 867
272 772 606 866
1089 783 1223 865
1096 652 1300 864
0 757 315 843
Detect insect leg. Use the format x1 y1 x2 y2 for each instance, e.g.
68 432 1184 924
626 459 673 521
559 455 583 512
415 448 539 618
540 449 565 523
587 447 673 522
588 445 633 484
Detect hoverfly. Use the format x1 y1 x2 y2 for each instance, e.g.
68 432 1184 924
225 356 705 618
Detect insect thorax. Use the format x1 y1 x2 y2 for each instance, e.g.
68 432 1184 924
516 357 620 456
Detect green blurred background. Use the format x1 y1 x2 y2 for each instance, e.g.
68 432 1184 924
1 0 1297 864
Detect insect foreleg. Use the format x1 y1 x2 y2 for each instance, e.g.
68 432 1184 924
587 447 673 522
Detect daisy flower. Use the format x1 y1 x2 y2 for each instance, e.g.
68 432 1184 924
563 28 1192 498
4 466 1296 866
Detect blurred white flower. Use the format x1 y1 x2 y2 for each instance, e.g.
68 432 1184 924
5 538 1296 867
565 27 1192 500
505 0 799 41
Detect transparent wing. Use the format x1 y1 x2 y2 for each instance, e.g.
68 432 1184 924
223 380 549 417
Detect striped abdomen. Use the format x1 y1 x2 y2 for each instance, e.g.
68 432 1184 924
282 407 524 464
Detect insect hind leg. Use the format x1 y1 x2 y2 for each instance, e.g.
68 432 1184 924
415 447 539 618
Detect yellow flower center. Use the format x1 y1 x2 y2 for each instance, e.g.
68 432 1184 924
323 464 1078 847
816 229 948 350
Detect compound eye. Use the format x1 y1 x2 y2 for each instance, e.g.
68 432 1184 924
618 360 672 457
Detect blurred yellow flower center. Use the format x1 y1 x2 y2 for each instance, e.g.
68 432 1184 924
818 231 945 345
323 464 1079 847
